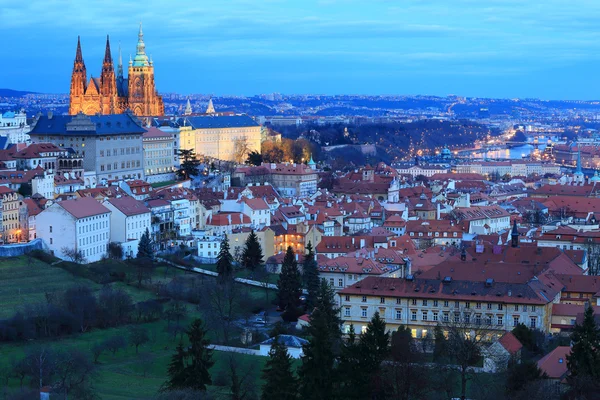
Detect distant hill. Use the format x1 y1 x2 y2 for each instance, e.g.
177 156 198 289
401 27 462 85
0 88 39 97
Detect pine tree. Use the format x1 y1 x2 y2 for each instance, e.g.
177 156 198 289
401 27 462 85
242 230 264 272
216 235 234 284
567 306 600 380
185 319 214 391
276 246 302 319
360 311 390 370
433 324 448 362
164 343 188 391
176 149 200 180
261 339 298 400
302 242 320 312
338 323 365 400
137 228 154 260
298 279 342 400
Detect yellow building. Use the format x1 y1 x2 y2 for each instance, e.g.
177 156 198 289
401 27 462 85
0 187 26 243
180 115 261 163
229 227 275 260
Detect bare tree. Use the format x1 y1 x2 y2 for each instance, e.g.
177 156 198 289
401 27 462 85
584 241 600 275
227 354 258 400
233 137 251 165
61 247 86 264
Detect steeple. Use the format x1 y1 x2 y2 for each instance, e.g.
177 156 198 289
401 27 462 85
117 43 123 79
574 144 584 184
133 22 149 66
103 35 112 63
184 98 192 115
206 98 215 114
69 36 87 115
511 220 519 248
75 36 84 63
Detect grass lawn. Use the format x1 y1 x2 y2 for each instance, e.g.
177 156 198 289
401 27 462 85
0 256 273 399
151 180 176 188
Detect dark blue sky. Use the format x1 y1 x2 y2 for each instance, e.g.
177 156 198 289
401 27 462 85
2 0 600 99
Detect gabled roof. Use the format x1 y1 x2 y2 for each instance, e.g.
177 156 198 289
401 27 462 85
57 197 110 219
537 346 570 380
498 332 523 354
106 196 150 216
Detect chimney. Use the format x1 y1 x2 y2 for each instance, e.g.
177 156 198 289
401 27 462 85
352 237 355 245
360 238 365 248
47 111 53 119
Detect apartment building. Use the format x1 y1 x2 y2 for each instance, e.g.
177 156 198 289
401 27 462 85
142 127 175 183
104 196 152 258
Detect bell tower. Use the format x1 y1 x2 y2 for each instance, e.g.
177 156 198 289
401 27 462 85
69 36 87 115
100 35 117 114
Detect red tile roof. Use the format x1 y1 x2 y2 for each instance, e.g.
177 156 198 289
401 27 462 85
537 346 570 379
208 212 251 226
498 332 523 354
106 196 150 216
58 197 110 219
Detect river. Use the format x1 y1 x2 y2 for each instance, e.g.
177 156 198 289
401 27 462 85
470 144 546 160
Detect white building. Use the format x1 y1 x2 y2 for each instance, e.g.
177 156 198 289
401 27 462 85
221 197 271 229
143 127 176 184
36 197 111 263
196 233 222 262
104 196 152 258
172 198 192 237
0 111 30 144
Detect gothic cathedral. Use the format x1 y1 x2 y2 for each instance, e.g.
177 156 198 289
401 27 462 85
69 24 164 116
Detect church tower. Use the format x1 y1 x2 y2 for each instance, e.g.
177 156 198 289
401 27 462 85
69 36 87 115
100 36 118 114
127 23 164 116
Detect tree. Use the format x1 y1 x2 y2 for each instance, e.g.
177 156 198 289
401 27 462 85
61 247 86 264
131 256 156 288
165 343 189 391
53 348 96 400
433 324 448 362
567 306 600 391
137 228 154 260
261 339 298 400
298 279 342 400
233 137 251 164
227 354 257 400
276 246 302 321
129 325 149 354
216 235 234 284
107 242 124 260
359 311 390 371
63 285 97 333
506 358 547 397
103 335 127 355
176 149 200 180
185 319 214 391
302 242 319 312
91 342 106 364
246 151 263 166
241 230 264 272
512 323 542 358
17 183 32 197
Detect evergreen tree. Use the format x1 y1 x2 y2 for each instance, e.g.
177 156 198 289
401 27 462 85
506 358 546 396
176 149 200 180
164 343 188 391
261 339 298 400
137 228 154 260
242 230 264 272
338 324 367 400
298 279 342 400
276 246 302 319
302 242 320 312
567 306 600 380
433 324 448 362
185 319 214 391
216 235 234 284
360 311 390 369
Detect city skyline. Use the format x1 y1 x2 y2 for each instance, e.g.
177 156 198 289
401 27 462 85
2 0 600 99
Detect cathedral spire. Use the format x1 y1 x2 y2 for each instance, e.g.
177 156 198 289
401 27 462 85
117 43 123 79
133 22 149 66
75 36 84 63
103 35 112 63
184 98 192 115
206 97 215 114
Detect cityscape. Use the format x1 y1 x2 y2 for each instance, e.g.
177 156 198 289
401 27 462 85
2 2 600 400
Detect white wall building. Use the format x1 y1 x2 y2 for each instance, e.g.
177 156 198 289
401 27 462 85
0 111 30 144
104 196 152 258
36 197 110 263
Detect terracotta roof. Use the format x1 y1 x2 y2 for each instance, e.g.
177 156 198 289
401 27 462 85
13 143 64 159
23 198 43 216
498 332 523 354
106 196 150 216
0 186 15 195
242 197 270 210
537 346 570 379
554 274 600 294
58 197 110 219
208 212 251 226
143 127 173 139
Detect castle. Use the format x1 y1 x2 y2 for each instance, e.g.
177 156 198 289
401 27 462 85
69 24 164 117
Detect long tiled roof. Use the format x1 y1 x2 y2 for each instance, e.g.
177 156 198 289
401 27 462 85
58 197 110 219
183 115 259 129
30 114 146 136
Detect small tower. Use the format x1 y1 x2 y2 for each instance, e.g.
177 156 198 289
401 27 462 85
100 35 117 113
574 145 585 185
69 36 87 115
206 98 215 114
184 98 192 116
307 154 316 170
511 220 519 248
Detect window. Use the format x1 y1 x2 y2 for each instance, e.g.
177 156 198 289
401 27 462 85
339 279 343 287
465 301 470 309
498 304 503 311
380 297 385 304
464 314 470 324
411 298 417 305
396 298 401 305
433 312 439 321
514 305 519 311
345 307 351 317
531 306 536 312
530 317 537 329
361 308 367 318
411 311 417 321
454 301 460 309
433 300 438 307
362 296 367 303
476 302 481 309
486 315 492 325
422 299 428 306
443 312 449 322
422 311 428 321
497 316 503 326
395 309 402 320
444 300 449 307
345 295 350 302
329 278 334 286
487 303 492 310
523 305 527 312
454 313 460 323
475 314 481 325
49 226 52 233
513 317 520 327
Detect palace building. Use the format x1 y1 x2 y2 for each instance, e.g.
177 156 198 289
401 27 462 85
69 24 164 117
